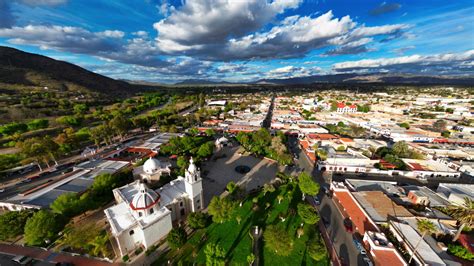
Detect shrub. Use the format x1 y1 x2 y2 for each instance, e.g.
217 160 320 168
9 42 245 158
448 243 474 261
122 255 129 262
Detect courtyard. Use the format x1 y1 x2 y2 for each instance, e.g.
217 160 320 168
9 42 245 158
200 145 280 206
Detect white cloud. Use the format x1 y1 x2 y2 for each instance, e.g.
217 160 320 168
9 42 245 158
266 65 321 79
333 50 474 74
154 0 302 54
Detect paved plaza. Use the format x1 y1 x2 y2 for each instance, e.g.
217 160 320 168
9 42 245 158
200 145 280 206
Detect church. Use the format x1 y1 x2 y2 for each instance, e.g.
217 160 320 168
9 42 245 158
104 157 204 257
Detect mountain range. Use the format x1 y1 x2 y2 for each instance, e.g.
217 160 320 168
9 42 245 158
0 46 472 91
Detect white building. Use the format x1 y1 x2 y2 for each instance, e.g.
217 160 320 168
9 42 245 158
133 157 171 183
336 103 357 113
104 158 204 257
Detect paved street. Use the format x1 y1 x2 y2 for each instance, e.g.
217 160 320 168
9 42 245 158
0 244 118 266
287 135 367 266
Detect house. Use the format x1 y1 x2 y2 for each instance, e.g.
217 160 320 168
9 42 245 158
336 102 357 113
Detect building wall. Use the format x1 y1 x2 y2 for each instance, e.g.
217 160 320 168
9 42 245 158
142 212 173 249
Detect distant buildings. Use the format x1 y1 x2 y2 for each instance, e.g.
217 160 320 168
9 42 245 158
336 102 357 113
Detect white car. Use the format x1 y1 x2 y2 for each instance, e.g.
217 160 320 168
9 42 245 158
0 188 5 193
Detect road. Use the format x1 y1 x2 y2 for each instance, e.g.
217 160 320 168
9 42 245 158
287 136 366 266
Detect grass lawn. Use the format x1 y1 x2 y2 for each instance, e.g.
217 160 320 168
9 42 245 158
154 183 329 265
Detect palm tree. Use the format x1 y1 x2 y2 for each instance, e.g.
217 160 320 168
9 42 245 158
409 219 436 264
277 195 284 204
447 197 474 241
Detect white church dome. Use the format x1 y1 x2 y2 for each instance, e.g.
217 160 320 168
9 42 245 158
143 157 161 174
130 182 160 210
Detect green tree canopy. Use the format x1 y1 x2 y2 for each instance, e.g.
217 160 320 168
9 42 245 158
187 212 209 229
298 172 320 198
204 242 226 266
297 203 320 224
24 210 63 246
27 119 49 131
0 210 33 241
263 224 293 256
308 236 328 261
166 227 187 250
50 192 83 218
208 196 235 223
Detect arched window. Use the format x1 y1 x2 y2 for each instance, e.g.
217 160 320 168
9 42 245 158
129 230 134 235
139 212 143 217
150 208 154 215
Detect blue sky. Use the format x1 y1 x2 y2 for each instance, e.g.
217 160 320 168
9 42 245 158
0 0 473 83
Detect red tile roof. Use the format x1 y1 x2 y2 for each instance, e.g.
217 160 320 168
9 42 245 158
407 162 426 171
126 147 153 154
371 249 407 266
333 191 379 235
307 133 338 140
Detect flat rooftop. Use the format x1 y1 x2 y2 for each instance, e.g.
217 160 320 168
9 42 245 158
352 191 413 222
390 221 446 266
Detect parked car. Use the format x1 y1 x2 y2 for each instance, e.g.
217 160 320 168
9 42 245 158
343 218 353 233
11 255 33 265
0 188 5 193
362 256 374 266
312 195 320 205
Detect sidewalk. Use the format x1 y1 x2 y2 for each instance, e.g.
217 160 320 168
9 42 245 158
0 244 119 266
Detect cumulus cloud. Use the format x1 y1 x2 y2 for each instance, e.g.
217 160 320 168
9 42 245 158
333 50 474 74
392 45 416 55
0 25 170 68
154 0 302 54
266 65 322 79
153 2 409 61
369 2 401 16
324 37 374 55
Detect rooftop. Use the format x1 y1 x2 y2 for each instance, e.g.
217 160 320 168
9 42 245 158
333 190 379 235
352 191 413 222
390 221 446 266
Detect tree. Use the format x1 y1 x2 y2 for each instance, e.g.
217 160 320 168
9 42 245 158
433 119 447 132
297 227 304 238
409 219 436 263
392 141 411 158
441 130 451 138
204 242 226 266
0 122 28 136
226 181 238 194
308 236 328 261
277 195 284 204
263 224 293 256
109 116 131 139
187 212 209 229
263 183 275 195
205 128 216 137
197 141 214 158
246 253 256 265
50 192 82 218
0 210 33 240
447 197 474 241
92 173 118 196
166 227 187 250
398 122 410 129
27 119 49 131
297 203 320 224
24 210 63 246
208 196 235 223
73 103 88 115
298 172 319 199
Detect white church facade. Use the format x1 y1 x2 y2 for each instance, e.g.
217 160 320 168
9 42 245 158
104 157 204 257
